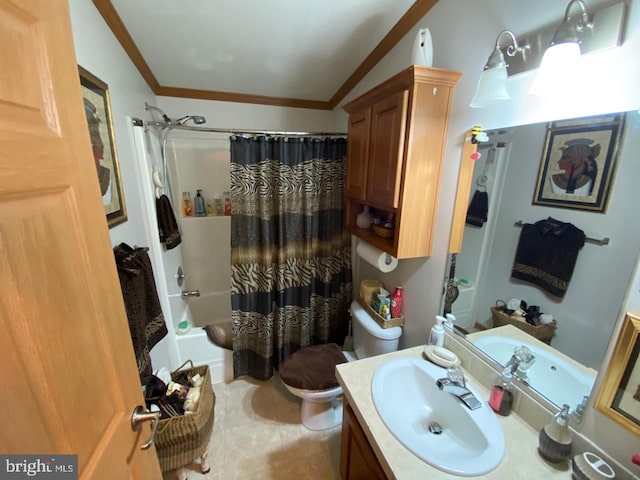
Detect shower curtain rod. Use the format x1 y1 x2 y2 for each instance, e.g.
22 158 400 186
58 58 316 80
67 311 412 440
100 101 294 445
134 118 346 137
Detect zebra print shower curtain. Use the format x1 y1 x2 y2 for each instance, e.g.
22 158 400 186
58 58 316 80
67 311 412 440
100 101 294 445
230 135 352 380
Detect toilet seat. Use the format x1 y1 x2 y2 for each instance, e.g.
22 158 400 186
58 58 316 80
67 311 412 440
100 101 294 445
279 343 347 390
279 343 348 431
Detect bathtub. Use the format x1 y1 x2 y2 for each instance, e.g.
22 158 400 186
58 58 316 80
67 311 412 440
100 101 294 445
469 326 597 412
172 290 233 383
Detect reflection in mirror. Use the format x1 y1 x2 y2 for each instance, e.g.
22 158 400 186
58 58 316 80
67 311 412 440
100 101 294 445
446 110 640 411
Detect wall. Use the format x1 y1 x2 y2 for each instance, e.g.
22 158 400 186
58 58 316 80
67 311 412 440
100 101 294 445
68 0 179 369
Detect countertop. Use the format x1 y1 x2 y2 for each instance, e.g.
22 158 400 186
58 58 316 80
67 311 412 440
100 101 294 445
336 346 572 479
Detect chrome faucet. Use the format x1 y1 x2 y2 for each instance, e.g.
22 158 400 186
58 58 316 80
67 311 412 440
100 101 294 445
505 346 536 382
436 366 482 410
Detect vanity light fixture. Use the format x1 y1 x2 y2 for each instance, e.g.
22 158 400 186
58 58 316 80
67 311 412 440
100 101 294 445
470 30 529 108
529 0 592 95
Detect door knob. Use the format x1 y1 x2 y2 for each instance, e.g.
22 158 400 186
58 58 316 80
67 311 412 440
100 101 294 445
131 405 161 450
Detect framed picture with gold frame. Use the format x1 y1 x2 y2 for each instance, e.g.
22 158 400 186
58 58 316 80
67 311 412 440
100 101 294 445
595 312 640 436
79 66 127 228
532 113 625 213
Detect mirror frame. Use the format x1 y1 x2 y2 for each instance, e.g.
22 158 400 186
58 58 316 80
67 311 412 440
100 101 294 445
595 312 640 436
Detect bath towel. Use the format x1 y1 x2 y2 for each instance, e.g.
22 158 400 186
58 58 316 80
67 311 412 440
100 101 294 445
156 194 182 250
511 217 585 298
114 243 168 380
466 190 488 227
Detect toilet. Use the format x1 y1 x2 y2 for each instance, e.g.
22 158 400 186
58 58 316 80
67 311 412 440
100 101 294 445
279 300 402 430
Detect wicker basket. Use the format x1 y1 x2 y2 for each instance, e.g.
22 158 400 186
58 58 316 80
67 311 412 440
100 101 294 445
155 360 215 472
357 296 404 328
490 307 556 345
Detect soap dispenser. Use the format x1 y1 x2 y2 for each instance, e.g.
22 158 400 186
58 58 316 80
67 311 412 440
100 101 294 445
429 316 445 347
538 404 573 463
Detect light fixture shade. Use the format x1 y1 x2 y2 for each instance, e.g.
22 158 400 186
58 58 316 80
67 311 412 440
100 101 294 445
529 42 581 95
470 66 509 108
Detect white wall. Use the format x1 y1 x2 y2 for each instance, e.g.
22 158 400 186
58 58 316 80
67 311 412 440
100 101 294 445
68 0 179 368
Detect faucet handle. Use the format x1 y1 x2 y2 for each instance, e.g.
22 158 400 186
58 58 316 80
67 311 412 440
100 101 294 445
447 365 466 387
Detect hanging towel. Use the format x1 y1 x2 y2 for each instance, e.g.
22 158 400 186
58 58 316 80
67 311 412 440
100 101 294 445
466 190 489 227
156 194 181 250
511 217 586 298
114 243 168 380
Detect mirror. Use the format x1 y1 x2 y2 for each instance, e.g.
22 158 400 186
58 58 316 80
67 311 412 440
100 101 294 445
446 110 640 411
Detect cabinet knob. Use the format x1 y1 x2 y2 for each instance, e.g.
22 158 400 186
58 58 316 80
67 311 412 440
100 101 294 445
433 86 438 96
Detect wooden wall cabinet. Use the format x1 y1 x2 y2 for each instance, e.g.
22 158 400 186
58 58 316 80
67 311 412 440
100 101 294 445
343 66 461 259
340 402 387 480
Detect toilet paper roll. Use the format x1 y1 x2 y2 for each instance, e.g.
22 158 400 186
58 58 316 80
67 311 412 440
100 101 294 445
356 242 398 273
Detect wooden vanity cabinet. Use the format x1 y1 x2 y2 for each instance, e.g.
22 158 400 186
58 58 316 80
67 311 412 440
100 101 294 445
343 65 461 258
340 402 387 480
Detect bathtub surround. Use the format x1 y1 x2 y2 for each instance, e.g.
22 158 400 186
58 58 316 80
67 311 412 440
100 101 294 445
230 136 352 380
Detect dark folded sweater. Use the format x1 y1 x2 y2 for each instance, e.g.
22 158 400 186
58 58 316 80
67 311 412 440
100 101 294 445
511 217 585 298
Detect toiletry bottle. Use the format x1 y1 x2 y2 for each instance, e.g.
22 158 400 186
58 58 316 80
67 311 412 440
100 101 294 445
195 189 206 217
182 192 193 217
428 316 445 347
390 286 403 318
206 200 214 216
538 404 573 463
489 368 514 416
223 191 232 216
213 194 223 216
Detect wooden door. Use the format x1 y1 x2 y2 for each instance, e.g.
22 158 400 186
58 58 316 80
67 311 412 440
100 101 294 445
0 1 162 478
366 90 409 209
345 108 371 201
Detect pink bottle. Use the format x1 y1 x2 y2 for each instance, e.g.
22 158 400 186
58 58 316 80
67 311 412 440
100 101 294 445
391 286 403 318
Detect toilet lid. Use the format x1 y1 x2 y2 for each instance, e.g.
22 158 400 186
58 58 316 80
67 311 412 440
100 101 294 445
279 343 347 390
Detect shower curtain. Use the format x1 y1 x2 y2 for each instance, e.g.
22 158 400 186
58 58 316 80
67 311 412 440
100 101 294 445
230 136 352 380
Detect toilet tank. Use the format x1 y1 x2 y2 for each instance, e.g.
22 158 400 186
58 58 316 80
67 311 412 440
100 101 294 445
350 301 402 359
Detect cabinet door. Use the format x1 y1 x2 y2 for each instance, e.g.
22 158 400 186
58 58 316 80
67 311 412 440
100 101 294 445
366 90 409 209
340 404 387 480
345 108 371 201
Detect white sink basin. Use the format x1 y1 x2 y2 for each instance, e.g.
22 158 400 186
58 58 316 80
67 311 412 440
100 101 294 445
371 357 505 476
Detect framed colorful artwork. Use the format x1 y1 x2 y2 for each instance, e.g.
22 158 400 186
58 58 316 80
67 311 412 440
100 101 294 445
79 66 127 228
595 313 640 436
532 113 625 213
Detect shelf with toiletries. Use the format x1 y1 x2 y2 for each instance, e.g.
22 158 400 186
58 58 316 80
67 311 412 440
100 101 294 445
182 189 231 219
343 65 461 259
348 201 397 253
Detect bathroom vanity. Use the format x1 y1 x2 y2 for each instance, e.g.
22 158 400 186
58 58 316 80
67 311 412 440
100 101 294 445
337 344 580 479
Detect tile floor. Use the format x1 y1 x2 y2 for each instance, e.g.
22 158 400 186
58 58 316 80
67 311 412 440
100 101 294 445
162 374 342 480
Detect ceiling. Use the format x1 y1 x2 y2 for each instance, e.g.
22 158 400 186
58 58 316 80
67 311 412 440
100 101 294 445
95 0 437 110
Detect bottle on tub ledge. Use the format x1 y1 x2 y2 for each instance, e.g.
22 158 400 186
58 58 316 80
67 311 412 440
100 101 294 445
223 191 232 216
195 189 207 217
182 191 193 217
